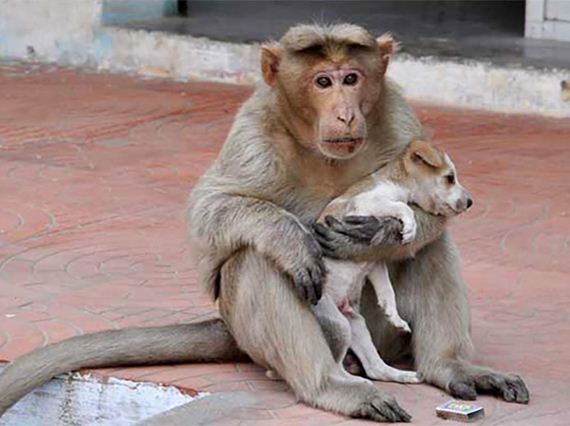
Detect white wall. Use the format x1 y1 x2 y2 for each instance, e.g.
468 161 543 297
0 0 103 65
526 0 570 41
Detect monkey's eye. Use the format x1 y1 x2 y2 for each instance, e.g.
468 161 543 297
343 73 358 85
445 174 456 185
315 76 333 88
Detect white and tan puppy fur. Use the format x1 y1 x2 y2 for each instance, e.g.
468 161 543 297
314 139 473 383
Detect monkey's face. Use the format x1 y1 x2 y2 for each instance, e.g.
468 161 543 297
260 26 394 160
306 66 377 160
404 140 473 217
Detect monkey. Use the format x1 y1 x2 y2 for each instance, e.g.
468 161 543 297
0 24 528 423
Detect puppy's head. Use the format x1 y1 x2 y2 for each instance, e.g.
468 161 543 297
403 140 473 217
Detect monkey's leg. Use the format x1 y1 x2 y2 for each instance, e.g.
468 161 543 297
367 263 411 334
266 295 355 384
389 233 529 404
219 249 412 423
347 312 420 384
312 295 352 364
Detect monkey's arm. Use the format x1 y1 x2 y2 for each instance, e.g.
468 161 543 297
189 190 325 304
313 205 447 262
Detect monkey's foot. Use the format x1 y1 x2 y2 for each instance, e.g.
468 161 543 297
313 377 411 423
358 393 412 423
448 369 529 404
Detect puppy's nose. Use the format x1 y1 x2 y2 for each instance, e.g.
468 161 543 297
466 197 473 209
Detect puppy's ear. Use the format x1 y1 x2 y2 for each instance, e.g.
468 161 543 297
376 33 399 75
408 140 443 168
261 42 282 86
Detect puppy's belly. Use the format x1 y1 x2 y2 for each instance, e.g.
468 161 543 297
325 259 371 306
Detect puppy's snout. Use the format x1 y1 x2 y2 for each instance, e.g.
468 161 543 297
455 192 473 213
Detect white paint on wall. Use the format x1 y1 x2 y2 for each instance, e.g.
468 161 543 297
97 28 259 84
389 55 570 117
0 0 103 66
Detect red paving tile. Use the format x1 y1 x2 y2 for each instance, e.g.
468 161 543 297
0 61 569 425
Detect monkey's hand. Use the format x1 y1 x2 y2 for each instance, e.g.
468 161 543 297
283 231 327 305
254 214 326 305
314 215 403 261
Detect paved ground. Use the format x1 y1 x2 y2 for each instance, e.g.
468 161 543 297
0 61 568 425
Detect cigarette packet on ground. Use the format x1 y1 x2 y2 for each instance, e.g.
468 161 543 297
436 400 485 422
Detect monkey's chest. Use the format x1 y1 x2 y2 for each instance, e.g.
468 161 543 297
281 183 350 222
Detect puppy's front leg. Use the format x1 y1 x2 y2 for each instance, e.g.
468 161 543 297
368 263 411 334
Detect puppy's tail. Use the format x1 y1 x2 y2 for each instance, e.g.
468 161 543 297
0 319 245 415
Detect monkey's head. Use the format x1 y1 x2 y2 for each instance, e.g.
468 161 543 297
403 140 473 217
261 24 395 160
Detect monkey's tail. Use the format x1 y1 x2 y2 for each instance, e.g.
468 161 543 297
0 318 245 415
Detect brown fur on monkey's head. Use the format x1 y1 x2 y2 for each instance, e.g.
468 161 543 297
261 23 397 161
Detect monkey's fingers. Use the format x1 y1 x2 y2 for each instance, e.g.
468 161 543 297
292 265 324 305
293 269 315 304
324 216 375 242
473 373 530 404
369 396 412 423
308 263 325 302
343 215 377 225
369 217 404 246
313 223 351 259
448 378 478 401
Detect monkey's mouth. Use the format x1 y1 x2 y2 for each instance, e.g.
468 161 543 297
319 137 365 158
323 137 364 146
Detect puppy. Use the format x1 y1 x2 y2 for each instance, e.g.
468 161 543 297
314 139 473 383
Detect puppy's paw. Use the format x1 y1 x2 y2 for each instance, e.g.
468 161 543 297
266 370 282 381
394 319 412 334
400 218 417 244
384 310 411 334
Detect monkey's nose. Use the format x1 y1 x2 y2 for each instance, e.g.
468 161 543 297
466 197 473 209
337 112 355 127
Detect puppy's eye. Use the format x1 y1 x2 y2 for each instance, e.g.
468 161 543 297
315 76 332 88
446 174 456 184
343 73 358 85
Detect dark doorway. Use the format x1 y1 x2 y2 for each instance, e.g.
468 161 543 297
170 1 525 43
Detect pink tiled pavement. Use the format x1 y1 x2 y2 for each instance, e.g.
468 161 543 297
0 61 569 425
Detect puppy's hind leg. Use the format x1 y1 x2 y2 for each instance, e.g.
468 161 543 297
348 312 421 384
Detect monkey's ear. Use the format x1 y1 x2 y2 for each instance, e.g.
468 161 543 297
376 33 398 75
408 140 443 168
261 43 282 87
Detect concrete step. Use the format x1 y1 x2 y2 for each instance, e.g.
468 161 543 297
0 366 204 426
95 23 570 117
